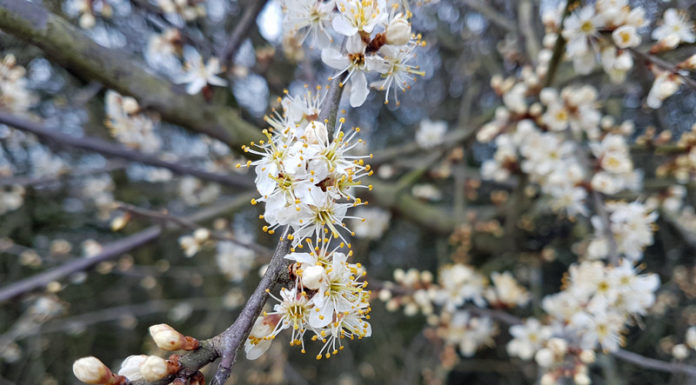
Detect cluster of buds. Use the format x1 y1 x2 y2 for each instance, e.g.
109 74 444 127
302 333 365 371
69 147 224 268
239 87 373 248
73 324 198 384
157 0 206 22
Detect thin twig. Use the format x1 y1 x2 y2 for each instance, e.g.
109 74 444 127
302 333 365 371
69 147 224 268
0 193 254 303
591 191 620 265
220 0 269 67
115 202 272 255
0 111 254 189
460 0 517 34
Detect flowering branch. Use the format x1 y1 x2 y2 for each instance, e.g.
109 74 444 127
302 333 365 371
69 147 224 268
0 111 254 189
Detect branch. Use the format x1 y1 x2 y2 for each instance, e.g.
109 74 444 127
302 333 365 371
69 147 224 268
0 227 161 304
0 192 255 303
220 0 269 67
612 349 696 377
115 202 272 255
0 0 262 150
591 191 620 265
460 0 517 34
211 237 291 385
0 111 253 189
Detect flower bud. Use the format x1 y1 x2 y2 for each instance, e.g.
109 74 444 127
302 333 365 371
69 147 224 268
122 97 139 114
574 372 591 385
304 121 328 145
118 355 147 381
679 54 696 70
535 348 554 368
547 338 567 355
149 324 199 351
579 349 596 364
193 228 211 242
301 265 326 290
73 357 113 384
385 14 411 46
540 373 556 385
672 344 689 360
687 326 696 349
140 356 170 381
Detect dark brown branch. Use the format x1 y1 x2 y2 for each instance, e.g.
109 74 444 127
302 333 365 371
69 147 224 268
0 0 262 151
0 111 253 189
0 192 254 303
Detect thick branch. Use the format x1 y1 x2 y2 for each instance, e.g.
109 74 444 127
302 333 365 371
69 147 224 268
0 0 262 150
0 111 253 189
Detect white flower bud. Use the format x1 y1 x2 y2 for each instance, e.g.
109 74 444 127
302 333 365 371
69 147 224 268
547 338 568 356
541 373 557 385
79 13 96 29
193 228 210 242
73 356 111 384
304 121 328 145
574 372 591 385
686 326 696 349
301 265 325 290
385 14 411 46
535 348 554 368
403 302 418 316
672 344 689 360
378 288 392 302
149 324 186 351
579 349 596 364
122 97 139 114
140 356 169 381
118 355 147 381
420 270 433 284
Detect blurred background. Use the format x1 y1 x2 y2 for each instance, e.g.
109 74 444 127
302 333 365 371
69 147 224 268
1 0 696 384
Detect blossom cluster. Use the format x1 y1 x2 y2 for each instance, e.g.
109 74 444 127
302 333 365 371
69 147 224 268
104 90 162 153
282 0 425 106
0 54 36 115
245 242 371 360
586 201 658 261
379 265 530 356
239 87 372 247
545 2 696 108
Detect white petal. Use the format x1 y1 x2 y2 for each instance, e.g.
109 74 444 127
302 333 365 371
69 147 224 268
349 71 369 107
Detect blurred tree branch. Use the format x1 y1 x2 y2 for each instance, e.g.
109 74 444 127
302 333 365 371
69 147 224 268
0 111 254 189
220 0 269 67
0 192 255 303
0 0 262 151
